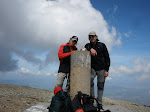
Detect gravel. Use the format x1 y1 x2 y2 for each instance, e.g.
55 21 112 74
0 83 150 112
103 98 150 112
0 84 53 112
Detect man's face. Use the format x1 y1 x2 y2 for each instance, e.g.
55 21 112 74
69 39 77 46
89 35 97 43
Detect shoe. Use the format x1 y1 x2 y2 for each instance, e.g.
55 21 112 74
98 104 104 111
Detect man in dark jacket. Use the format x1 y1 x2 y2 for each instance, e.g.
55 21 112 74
55 36 78 92
85 31 110 110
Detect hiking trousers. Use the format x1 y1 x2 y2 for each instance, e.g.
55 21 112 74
55 72 70 92
91 68 105 105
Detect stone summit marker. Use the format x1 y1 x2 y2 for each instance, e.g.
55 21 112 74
70 51 91 100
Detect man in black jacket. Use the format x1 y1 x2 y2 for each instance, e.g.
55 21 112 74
85 31 110 110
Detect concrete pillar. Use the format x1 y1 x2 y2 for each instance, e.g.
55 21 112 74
70 51 91 100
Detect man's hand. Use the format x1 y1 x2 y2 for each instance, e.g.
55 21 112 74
104 71 108 77
90 48 97 56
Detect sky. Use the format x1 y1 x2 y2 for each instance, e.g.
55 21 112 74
0 0 150 105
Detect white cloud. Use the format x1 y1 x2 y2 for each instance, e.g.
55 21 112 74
106 5 118 19
46 73 52 76
20 68 39 75
110 57 150 82
20 68 31 74
19 67 54 76
0 0 121 72
106 77 112 81
113 5 118 13
124 31 132 37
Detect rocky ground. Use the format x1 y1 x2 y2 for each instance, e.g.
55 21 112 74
0 84 53 112
0 83 150 112
103 98 150 112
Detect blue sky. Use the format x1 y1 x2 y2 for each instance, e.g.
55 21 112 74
91 0 150 55
92 0 150 52
0 0 150 105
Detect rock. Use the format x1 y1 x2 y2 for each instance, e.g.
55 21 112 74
24 102 49 112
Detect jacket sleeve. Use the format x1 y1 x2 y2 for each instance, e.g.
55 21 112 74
58 45 71 60
103 44 110 72
85 43 91 51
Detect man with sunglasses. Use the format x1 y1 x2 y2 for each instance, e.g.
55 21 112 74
55 36 78 92
85 31 110 111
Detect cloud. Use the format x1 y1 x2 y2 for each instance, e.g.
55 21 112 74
106 77 112 81
107 4 118 20
19 67 54 76
0 67 56 80
0 47 18 72
110 57 150 82
113 5 118 13
20 68 32 74
124 31 132 38
0 0 121 72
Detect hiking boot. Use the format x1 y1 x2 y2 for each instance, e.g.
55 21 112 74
98 104 104 111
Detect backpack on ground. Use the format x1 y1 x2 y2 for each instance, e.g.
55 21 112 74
71 91 111 112
47 87 71 112
71 91 98 112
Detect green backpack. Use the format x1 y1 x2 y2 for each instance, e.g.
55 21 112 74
47 90 71 112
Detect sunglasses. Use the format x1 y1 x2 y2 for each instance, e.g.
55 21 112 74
89 35 96 39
